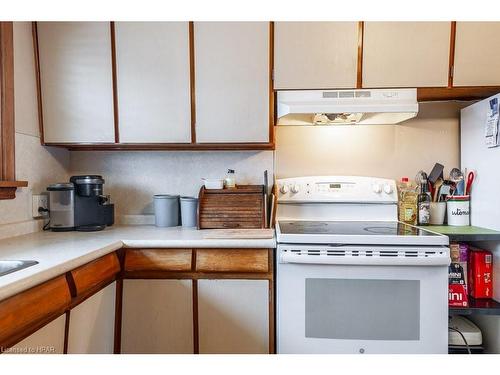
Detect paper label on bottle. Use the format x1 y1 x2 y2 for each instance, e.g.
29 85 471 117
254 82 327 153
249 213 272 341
418 203 430 224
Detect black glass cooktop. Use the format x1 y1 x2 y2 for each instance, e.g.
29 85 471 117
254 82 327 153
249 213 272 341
278 221 440 237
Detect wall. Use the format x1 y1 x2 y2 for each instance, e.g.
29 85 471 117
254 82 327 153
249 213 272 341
69 151 273 223
0 22 70 239
275 101 465 181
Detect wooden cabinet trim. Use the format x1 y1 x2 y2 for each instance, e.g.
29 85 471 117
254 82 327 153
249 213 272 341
196 249 269 273
124 249 193 272
71 253 120 296
0 275 71 349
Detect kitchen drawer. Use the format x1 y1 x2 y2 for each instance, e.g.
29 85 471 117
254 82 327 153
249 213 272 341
124 249 193 272
195 249 269 273
70 253 120 296
0 275 71 347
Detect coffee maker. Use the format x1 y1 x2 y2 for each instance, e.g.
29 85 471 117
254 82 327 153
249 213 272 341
47 175 114 231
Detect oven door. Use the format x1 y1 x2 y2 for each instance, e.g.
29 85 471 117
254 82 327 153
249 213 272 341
276 245 449 354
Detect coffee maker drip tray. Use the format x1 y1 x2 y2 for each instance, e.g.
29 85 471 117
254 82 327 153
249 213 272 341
76 224 106 232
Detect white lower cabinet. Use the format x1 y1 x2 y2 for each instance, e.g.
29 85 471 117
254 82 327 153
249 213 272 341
121 279 194 354
198 279 269 354
67 282 116 354
7 315 66 354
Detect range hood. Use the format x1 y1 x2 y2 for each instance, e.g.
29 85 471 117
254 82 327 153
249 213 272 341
277 88 418 126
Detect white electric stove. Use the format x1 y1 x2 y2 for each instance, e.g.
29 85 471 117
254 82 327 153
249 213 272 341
275 176 450 354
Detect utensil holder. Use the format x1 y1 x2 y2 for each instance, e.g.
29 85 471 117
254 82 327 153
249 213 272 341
429 202 446 225
447 196 470 226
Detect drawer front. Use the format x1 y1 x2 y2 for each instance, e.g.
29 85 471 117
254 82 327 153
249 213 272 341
0 275 71 347
196 249 269 273
124 249 193 272
71 253 120 296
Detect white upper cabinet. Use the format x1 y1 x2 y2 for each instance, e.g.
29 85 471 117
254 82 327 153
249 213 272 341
274 22 359 89
114 22 191 143
453 22 500 86
194 22 270 143
37 22 115 143
363 22 451 88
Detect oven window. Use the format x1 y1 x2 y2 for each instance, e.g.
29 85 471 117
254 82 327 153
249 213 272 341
305 279 420 340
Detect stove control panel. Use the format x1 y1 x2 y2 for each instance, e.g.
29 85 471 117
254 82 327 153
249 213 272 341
277 176 397 203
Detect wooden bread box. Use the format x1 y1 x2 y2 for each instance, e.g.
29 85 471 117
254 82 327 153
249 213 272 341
198 185 265 229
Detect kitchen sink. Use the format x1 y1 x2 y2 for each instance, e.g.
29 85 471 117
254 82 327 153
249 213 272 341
0 260 39 277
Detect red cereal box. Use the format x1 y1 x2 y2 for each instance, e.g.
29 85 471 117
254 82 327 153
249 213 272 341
468 248 493 299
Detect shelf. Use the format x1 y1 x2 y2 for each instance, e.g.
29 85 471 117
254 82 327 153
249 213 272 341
422 225 500 242
450 298 500 316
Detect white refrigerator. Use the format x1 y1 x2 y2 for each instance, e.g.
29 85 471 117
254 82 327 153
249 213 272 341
461 94 500 352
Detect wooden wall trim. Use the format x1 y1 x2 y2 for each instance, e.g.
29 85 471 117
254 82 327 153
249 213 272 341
448 21 457 88
189 21 196 144
110 22 120 143
192 279 199 354
0 22 16 181
269 21 276 140
31 22 44 145
356 21 364 89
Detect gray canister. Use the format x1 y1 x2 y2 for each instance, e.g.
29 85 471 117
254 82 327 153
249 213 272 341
180 196 198 227
154 194 180 227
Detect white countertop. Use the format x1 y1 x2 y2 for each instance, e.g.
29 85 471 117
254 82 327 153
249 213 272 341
0 225 276 301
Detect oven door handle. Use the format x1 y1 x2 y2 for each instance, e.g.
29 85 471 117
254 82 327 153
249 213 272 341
280 253 451 266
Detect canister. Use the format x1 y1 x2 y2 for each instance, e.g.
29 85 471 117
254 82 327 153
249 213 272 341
153 194 180 227
180 196 198 227
446 196 470 226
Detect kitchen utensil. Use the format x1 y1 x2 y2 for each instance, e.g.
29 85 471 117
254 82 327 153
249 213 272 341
154 194 180 227
428 163 444 185
415 170 428 185
429 202 446 225
432 178 444 202
466 171 475 195
449 168 463 182
180 196 198 227
202 178 224 190
438 184 451 201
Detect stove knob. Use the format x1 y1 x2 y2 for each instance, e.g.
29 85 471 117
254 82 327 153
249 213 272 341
383 183 393 194
372 183 382 194
291 184 300 194
280 184 289 194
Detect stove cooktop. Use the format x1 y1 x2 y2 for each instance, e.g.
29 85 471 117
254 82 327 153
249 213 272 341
276 220 448 246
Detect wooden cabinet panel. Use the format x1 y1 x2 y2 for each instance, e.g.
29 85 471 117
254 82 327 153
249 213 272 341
114 22 191 143
124 249 192 271
71 253 120 296
121 279 194 353
454 22 500 86
194 22 269 143
363 22 451 87
274 22 359 89
36 22 115 143
0 275 70 348
198 279 269 353
6 315 66 354
196 249 269 273
67 282 116 354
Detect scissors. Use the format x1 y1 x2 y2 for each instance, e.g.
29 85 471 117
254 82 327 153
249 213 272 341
466 171 475 196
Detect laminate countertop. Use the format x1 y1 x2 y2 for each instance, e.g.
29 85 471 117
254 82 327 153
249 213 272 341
0 225 276 301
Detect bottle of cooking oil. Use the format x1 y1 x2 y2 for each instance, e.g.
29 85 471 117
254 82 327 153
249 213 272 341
398 177 418 225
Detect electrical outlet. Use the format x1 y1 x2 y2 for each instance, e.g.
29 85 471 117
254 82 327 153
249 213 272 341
32 194 49 218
